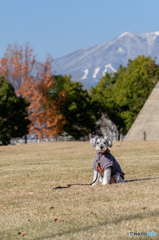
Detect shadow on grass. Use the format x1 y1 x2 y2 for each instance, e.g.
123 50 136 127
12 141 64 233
53 176 159 189
126 176 159 183
30 209 159 240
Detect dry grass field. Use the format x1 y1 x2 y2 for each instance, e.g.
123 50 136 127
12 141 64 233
0 140 159 240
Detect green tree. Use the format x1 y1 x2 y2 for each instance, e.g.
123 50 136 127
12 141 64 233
49 75 102 139
90 56 159 133
0 77 30 145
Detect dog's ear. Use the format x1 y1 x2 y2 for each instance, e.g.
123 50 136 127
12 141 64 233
90 136 99 147
104 136 112 147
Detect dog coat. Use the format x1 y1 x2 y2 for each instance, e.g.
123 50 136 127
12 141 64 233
92 151 124 176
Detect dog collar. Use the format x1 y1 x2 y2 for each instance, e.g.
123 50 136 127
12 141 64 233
97 149 110 155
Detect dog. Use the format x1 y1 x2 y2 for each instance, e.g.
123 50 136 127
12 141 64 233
90 136 125 186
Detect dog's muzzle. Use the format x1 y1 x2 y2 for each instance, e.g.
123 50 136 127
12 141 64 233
97 145 107 153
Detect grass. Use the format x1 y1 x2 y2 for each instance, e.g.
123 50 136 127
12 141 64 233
0 141 159 240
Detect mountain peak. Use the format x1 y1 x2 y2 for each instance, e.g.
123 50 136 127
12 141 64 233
53 32 159 89
150 31 159 36
118 31 133 39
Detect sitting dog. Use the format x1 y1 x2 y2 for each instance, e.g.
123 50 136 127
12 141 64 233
90 136 125 186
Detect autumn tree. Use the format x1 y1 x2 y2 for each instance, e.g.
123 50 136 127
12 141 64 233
0 77 30 145
0 43 66 138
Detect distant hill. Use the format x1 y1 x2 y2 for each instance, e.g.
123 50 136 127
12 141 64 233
53 31 159 88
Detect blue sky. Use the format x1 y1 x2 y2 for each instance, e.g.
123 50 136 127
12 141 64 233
0 0 159 61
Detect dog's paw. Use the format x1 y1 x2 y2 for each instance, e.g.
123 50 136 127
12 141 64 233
91 182 98 186
102 181 109 185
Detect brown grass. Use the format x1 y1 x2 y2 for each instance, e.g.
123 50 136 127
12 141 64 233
0 141 159 240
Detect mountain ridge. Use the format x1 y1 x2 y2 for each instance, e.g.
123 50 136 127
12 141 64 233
53 31 159 88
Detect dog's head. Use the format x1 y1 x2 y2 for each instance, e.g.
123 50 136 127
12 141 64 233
90 136 112 153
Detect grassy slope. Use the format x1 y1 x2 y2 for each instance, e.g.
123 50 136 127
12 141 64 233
0 141 159 240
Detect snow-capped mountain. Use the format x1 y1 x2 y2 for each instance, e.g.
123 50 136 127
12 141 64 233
53 31 159 88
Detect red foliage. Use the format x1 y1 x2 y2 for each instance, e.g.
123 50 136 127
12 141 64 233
0 43 66 138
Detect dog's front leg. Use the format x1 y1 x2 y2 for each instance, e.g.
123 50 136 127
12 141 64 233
92 170 99 186
102 167 111 185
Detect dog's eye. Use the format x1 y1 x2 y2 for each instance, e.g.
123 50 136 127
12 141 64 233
103 141 106 144
96 142 99 144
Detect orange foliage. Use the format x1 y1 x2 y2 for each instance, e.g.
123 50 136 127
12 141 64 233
0 43 66 138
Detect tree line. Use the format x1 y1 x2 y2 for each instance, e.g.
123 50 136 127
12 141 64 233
0 43 159 145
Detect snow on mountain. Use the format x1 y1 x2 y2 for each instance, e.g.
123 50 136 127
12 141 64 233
53 32 159 88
